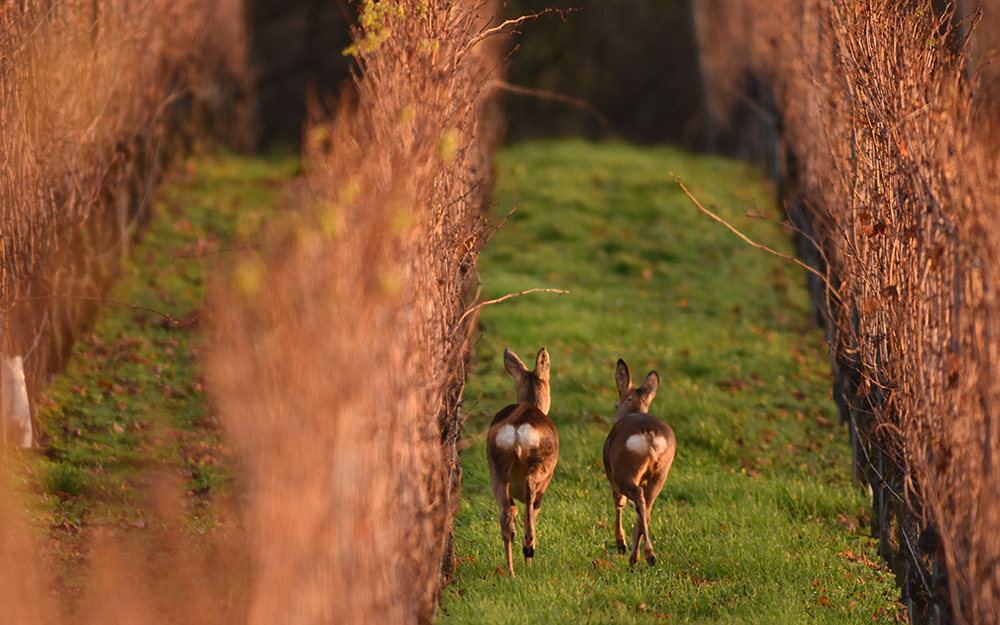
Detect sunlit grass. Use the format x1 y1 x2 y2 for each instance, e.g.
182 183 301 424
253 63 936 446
441 141 901 623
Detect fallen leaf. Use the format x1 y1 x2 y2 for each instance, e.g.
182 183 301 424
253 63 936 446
838 512 859 532
759 429 778 444
720 379 751 392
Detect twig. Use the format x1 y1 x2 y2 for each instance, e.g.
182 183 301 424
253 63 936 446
461 8 580 55
14 294 186 326
457 287 569 328
80 296 189 326
675 176 830 285
23 310 49 360
478 204 518 250
743 200 844 311
488 80 613 137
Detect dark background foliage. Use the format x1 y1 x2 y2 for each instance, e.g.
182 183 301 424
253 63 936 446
245 0 358 147
499 0 702 144
244 0 703 147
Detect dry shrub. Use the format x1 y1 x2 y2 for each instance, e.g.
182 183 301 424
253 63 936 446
67 476 251 625
958 0 1000 113
0 468 54 625
824 4 1000 621
207 1 502 623
0 0 255 396
0 459 252 625
0 0 257 623
696 0 1000 621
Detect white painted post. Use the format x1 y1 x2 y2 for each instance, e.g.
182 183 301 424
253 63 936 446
2 355 32 448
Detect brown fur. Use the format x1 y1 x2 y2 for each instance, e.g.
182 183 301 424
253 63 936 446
603 359 676 566
485 348 559 575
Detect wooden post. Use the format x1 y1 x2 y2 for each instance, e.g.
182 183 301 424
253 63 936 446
2 355 32 449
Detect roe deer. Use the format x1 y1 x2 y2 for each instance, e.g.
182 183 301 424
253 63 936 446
486 347 560 576
603 359 676 566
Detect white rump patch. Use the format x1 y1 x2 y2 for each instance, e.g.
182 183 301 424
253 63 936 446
516 424 541 450
496 424 517 450
625 434 648 455
626 433 668 458
651 435 668 456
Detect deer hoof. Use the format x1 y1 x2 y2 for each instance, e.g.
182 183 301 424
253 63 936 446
523 545 535 559
646 554 656 566
616 541 627 555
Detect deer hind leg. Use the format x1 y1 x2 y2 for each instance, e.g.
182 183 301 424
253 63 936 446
491 471 517 576
639 496 657 566
522 475 546 565
622 484 648 567
640 474 668 566
612 489 628 555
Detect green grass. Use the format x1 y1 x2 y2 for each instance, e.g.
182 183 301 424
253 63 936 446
440 141 901 624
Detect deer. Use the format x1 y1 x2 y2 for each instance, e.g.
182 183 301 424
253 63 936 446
603 358 676 567
486 347 560 576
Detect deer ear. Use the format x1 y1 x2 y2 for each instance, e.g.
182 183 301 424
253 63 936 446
535 348 550 381
640 371 660 399
615 359 632 397
504 348 528 382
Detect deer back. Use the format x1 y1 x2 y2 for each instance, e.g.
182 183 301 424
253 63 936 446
604 359 675 486
487 404 560 472
486 347 559 498
603 412 676 487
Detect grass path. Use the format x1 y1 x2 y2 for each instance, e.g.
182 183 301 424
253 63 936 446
439 141 901 623
16 142 901 622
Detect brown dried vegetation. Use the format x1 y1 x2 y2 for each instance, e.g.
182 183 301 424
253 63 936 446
0 0 255 623
696 0 1000 621
207 1 502 623
0 0 254 398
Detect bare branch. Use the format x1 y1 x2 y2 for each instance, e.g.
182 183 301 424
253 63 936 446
457 287 569 328
487 80 613 137
22 310 48 360
460 8 580 56
675 176 830 285
15 294 188 326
